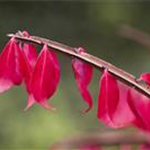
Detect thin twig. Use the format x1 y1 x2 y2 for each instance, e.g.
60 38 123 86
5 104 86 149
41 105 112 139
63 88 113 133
7 32 150 99
49 131 150 149
119 25 150 50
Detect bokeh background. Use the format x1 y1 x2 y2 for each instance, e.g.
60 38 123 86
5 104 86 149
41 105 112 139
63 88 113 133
0 1 150 149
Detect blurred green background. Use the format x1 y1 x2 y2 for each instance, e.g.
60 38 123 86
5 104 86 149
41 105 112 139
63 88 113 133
0 1 150 149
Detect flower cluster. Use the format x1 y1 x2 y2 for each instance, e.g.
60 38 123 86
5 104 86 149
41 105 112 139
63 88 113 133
0 32 60 110
0 32 94 112
1 31 150 136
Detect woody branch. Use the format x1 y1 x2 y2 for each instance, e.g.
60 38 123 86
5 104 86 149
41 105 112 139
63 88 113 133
49 131 150 149
7 31 150 99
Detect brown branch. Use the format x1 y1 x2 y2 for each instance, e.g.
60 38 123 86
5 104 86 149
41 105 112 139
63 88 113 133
119 25 150 50
7 32 150 99
49 131 150 149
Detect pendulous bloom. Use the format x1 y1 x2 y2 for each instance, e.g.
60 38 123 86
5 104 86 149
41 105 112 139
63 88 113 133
98 69 135 128
97 69 119 126
25 44 60 110
18 31 38 94
22 31 38 68
72 47 93 112
138 73 150 86
128 88 150 131
0 37 23 93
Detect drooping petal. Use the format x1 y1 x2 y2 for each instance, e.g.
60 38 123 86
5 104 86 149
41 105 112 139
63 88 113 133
97 69 135 128
23 43 38 68
17 45 33 92
127 88 150 131
22 31 38 68
72 47 93 112
17 31 38 94
26 44 60 109
139 73 150 86
109 81 135 128
25 93 56 111
0 37 23 93
97 69 119 126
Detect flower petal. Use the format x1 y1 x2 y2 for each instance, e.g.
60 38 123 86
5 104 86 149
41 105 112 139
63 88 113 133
29 44 60 109
25 94 56 111
72 47 93 112
24 94 36 111
110 81 135 128
21 31 38 68
17 46 32 92
0 37 23 93
97 69 119 126
98 69 135 128
139 73 150 86
127 89 150 131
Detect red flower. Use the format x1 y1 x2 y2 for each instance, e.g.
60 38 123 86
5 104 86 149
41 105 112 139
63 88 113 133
72 47 93 112
21 31 38 68
18 43 34 93
97 69 119 126
98 69 135 128
110 81 135 127
25 44 60 110
0 37 23 93
128 88 150 131
139 73 150 86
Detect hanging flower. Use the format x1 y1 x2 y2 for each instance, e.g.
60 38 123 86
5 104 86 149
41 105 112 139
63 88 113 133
97 69 119 126
97 69 135 128
127 88 150 131
22 31 38 68
138 73 150 86
72 47 93 112
17 31 38 98
25 44 60 110
0 37 23 93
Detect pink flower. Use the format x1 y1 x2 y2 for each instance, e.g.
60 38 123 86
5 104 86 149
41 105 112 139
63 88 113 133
97 69 119 126
72 47 93 112
109 81 135 127
128 88 150 131
18 31 38 93
22 31 38 68
18 44 34 93
25 44 60 110
98 69 135 128
138 73 150 86
0 37 23 93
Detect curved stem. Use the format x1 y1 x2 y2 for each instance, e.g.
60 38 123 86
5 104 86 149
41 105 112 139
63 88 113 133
7 32 150 98
119 25 150 50
49 131 150 149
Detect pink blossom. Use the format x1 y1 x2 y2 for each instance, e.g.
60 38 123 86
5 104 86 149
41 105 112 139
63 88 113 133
98 69 135 128
128 88 150 131
25 44 60 110
22 31 38 68
97 69 119 126
72 47 93 112
139 73 150 86
0 37 23 93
